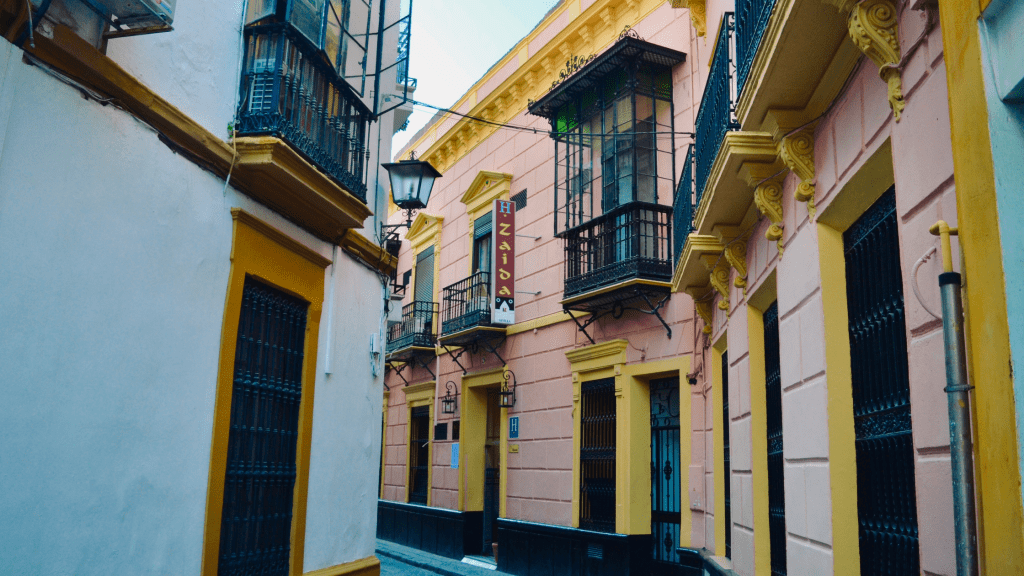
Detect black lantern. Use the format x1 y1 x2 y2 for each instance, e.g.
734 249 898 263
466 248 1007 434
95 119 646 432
441 381 458 414
380 156 443 243
499 369 517 409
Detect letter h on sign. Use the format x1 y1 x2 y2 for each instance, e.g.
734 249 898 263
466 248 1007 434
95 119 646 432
491 199 515 324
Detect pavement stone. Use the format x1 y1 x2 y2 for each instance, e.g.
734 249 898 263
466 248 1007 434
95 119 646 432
375 539 506 576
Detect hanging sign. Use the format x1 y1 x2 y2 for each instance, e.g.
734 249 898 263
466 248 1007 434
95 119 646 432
450 443 459 469
492 199 516 324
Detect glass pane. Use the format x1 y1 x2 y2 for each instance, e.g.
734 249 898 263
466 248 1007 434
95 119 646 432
289 0 326 46
246 0 277 24
325 3 342 69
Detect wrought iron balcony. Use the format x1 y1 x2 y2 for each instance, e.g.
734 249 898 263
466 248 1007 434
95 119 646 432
735 0 777 98
386 301 438 355
236 24 371 202
673 144 696 260
440 271 494 337
563 202 673 299
694 13 738 203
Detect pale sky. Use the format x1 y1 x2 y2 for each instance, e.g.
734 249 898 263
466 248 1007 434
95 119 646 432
392 0 563 155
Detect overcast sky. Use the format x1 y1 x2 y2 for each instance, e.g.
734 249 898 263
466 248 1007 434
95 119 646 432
391 0 563 155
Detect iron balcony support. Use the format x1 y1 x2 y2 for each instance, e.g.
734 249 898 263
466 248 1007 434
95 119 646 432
439 342 470 375
475 335 508 367
412 352 435 379
564 284 673 344
564 309 599 346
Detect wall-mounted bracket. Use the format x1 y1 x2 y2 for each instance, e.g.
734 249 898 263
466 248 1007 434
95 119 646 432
439 342 470 375
563 282 674 344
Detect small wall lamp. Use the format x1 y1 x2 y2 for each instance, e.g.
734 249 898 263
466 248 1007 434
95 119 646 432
499 369 517 409
441 380 458 414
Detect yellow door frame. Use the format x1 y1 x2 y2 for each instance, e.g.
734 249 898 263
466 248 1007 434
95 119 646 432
457 366 509 516
404 381 436 506
710 338 727 557
201 209 331 576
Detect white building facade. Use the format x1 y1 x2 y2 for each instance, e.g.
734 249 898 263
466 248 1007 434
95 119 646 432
0 0 414 574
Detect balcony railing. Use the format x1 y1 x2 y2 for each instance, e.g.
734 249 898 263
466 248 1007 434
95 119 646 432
694 13 738 203
440 271 492 336
563 202 673 298
673 144 696 259
735 0 777 98
386 301 438 354
237 24 370 202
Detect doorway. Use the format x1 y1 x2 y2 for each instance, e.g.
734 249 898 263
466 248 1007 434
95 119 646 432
482 388 501 556
650 376 681 575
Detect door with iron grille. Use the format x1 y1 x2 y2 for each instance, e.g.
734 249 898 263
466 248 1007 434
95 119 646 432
650 377 681 574
764 301 786 576
580 378 616 532
218 276 309 576
722 351 732 559
409 405 430 505
844 188 919 575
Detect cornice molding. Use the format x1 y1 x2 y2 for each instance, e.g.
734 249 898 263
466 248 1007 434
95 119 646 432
231 209 333 269
404 380 437 404
461 171 513 220
340 229 398 275
405 212 445 253
565 339 630 371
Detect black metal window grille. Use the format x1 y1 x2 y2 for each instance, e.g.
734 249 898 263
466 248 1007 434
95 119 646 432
735 0 777 97
237 23 371 201
580 378 616 532
844 187 919 576
511 190 528 211
722 350 732 559
386 300 438 353
562 202 673 298
672 144 696 259
218 276 310 576
694 13 739 203
440 271 492 336
414 247 434 303
764 301 786 576
409 405 430 505
650 377 682 569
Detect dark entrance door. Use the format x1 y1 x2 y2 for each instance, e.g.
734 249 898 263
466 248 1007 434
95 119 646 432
218 276 309 576
844 188 919 575
650 376 681 574
482 388 501 555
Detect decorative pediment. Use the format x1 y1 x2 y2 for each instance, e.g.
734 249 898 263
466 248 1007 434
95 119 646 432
461 171 513 219
405 212 444 252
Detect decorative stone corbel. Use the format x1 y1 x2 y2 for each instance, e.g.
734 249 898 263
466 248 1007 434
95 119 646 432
689 0 707 37
753 180 785 255
724 239 750 293
708 258 731 311
830 0 904 120
778 127 817 219
694 299 713 334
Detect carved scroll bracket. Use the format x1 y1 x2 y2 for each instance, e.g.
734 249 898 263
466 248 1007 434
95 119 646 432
829 0 904 120
715 226 754 295
668 0 706 37
694 298 713 334
702 255 731 312
778 127 817 220
753 180 785 255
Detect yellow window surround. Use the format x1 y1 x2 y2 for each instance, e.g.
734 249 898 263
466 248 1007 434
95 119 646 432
380 391 391 500
404 381 436 506
710 341 727 557
461 171 513 275
201 209 330 576
404 212 444 305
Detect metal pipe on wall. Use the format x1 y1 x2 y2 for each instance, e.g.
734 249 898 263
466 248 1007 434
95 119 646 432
932 220 979 576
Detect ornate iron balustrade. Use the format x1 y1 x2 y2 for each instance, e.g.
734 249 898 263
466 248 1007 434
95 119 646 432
386 301 438 353
396 14 413 86
694 13 738 203
563 202 673 298
735 0 777 98
237 24 370 202
440 271 492 336
673 144 696 259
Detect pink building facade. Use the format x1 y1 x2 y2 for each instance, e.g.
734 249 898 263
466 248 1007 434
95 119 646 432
377 1 972 575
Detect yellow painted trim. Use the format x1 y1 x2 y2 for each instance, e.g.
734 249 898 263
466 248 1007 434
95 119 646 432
404 381 436 505
406 212 444 309
201 210 328 576
340 229 398 276
505 310 587 336
303 555 381 576
461 171 514 219
380 391 390 500
500 402 509 519
22 25 373 243
939 2 1024 571
711 346 726 557
565 339 629 370
458 367 506 513
231 209 333 268
438 325 508 345
746 305 770 576
817 224 860 576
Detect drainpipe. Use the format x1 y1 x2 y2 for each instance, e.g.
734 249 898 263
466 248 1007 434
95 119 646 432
930 220 978 576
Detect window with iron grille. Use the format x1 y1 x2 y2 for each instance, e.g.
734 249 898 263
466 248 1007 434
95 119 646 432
408 405 430 505
580 378 616 532
844 187 919 576
722 350 732 559
650 377 681 569
218 276 309 576
764 302 786 576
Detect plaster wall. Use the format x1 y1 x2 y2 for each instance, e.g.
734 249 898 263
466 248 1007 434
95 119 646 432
685 5 959 575
382 2 697 530
0 39 385 573
979 0 1024 502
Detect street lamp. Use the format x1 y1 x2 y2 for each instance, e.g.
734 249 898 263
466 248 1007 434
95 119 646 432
381 155 442 242
441 381 458 414
499 369 517 409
